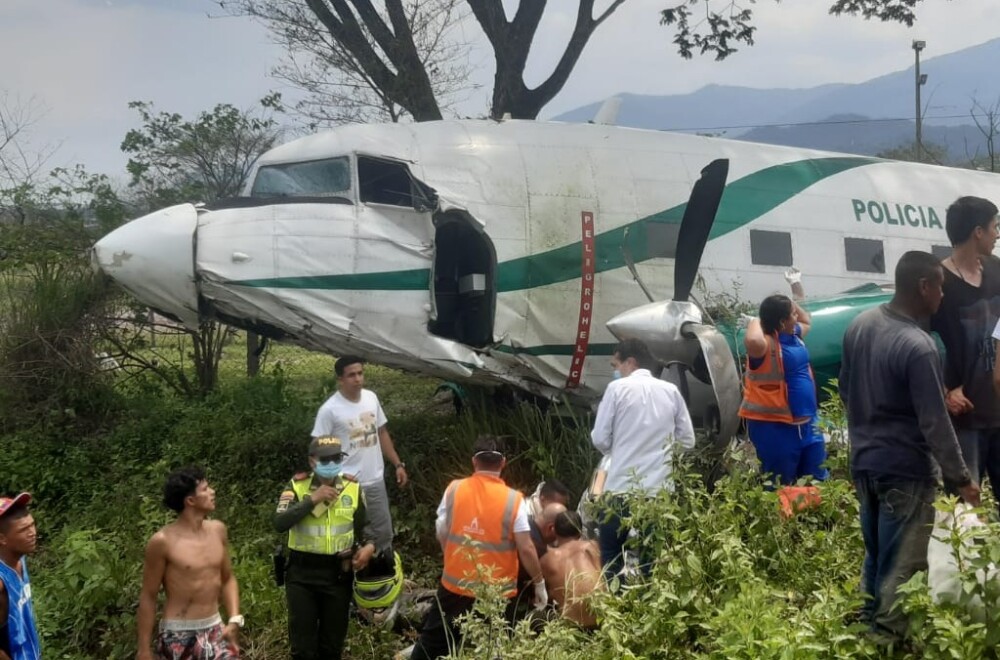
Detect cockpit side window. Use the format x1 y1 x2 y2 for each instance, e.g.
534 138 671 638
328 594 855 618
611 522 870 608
250 157 351 199
358 156 434 209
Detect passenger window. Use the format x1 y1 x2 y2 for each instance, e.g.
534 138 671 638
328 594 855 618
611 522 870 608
358 156 434 209
251 157 351 198
931 245 952 260
749 229 793 266
844 237 885 273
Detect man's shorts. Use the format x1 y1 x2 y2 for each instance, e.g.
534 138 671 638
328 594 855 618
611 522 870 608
157 613 238 660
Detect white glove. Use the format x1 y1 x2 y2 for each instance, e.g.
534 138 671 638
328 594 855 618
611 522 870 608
737 313 756 330
784 267 802 285
532 579 548 610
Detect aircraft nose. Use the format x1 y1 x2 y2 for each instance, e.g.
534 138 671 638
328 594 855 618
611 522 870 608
93 203 201 327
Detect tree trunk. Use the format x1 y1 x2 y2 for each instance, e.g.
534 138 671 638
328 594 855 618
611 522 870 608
246 331 260 377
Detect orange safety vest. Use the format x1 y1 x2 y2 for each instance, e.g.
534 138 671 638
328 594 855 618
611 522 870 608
739 334 795 423
439 472 522 598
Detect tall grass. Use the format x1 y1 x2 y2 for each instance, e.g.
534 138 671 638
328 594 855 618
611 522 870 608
0 257 119 432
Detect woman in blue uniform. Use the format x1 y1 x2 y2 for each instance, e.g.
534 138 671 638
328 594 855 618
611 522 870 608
740 292 829 486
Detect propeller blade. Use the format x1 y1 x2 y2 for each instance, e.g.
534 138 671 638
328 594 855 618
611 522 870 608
673 159 729 302
683 322 742 456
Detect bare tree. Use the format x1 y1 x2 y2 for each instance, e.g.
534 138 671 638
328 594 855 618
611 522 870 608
0 94 58 224
469 0 628 119
258 0 477 125
967 97 1000 173
222 0 630 122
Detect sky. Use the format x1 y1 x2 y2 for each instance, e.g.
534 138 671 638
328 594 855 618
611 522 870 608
4 0 1000 178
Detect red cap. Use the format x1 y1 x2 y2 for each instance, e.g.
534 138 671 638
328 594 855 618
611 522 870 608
0 492 31 519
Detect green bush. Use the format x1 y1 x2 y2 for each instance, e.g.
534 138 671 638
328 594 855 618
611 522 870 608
4 363 998 658
898 501 1000 659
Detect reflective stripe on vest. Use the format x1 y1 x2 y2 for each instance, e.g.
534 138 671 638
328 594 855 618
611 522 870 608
440 473 521 598
287 477 358 555
739 334 795 423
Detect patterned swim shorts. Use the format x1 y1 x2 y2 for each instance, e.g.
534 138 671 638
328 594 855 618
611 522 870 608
157 613 238 660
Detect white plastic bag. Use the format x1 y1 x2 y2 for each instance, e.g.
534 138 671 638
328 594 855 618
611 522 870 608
927 502 997 617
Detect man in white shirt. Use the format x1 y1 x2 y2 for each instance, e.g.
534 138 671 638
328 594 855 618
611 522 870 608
590 338 696 580
311 356 408 555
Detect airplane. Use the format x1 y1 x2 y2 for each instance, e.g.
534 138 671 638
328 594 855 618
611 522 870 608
91 118 1000 449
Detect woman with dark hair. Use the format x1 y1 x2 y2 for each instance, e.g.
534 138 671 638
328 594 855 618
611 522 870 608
739 291 828 486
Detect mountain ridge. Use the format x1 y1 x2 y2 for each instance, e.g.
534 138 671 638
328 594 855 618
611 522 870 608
553 38 1000 163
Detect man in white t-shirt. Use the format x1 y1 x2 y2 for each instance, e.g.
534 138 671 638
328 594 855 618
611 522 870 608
311 356 408 554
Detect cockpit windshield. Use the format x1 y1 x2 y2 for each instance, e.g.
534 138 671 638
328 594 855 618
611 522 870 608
250 157 351 199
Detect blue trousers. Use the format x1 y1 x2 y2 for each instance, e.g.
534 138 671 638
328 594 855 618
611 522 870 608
747 419 829 486
597 495 655 583
854 472 935 639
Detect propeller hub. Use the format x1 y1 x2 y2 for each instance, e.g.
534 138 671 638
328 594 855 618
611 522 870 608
606 300 702 364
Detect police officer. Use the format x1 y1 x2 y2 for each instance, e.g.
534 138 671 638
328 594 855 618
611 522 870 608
274 436 376 660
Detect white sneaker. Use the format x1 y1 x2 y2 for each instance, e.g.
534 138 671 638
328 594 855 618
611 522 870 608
394 643 415 660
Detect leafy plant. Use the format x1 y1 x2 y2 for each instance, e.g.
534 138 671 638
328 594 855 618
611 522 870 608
898 501 1000 659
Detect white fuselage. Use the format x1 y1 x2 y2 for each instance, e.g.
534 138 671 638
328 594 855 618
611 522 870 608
93 120 1000 400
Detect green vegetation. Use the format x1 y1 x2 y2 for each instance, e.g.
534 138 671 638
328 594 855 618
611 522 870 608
0 222 996 658
2 344 997 658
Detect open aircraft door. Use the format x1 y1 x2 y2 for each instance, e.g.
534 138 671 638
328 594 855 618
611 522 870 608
428 210 498 349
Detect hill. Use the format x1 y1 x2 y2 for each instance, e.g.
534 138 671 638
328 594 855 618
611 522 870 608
554 38 1000 164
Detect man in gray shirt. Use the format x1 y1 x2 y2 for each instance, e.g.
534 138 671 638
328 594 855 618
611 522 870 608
840 250 980 641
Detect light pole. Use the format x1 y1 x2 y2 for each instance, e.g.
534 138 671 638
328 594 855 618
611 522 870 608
913 40 927 161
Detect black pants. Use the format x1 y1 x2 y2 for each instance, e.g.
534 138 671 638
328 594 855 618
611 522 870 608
285 553 353 660
409 585 519 660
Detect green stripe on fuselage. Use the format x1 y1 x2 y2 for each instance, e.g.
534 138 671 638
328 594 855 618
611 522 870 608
231 157 878 291
232 269 429 291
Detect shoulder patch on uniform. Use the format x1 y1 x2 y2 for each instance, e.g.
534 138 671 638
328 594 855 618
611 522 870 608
293 472 310 480
276 489 296 513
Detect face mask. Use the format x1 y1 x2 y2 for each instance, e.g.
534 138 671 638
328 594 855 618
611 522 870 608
314 461 342 480
612 369 622 380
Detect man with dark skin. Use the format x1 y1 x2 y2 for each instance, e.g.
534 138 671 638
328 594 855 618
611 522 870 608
0 493 40 660
540 510 605 629
841 251 980 641
136 467 242 660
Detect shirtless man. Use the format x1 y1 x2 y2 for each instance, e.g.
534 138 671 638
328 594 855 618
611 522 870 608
540 510 605 629
137 467 243 660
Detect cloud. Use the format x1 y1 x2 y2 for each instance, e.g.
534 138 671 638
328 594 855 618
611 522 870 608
5 0 1000 174
1 0 283 175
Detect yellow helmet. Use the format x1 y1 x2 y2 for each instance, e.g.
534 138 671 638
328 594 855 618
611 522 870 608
354 551 403 612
